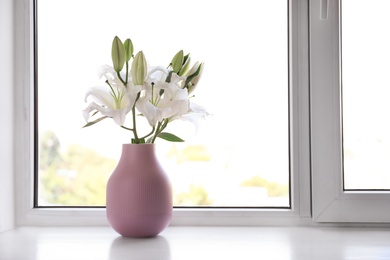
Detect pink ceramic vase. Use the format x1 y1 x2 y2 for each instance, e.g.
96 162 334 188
106 144 172 238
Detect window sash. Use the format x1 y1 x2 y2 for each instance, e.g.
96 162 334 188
310 0 390 223
14 0 311 226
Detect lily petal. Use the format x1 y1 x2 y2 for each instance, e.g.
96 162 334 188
84 86 116 108
170 102 209 123
147 66 169 82
82 101 131 126
136 98 166 126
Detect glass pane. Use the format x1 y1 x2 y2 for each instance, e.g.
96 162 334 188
37 0 289 207
342 0 390 190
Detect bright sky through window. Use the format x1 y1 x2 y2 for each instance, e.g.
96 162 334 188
342 0 390 190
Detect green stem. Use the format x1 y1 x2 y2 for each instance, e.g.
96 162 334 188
140 127 156 141
131 93 141 143
165 71 173 83
117 72 126 86
151 119 169 143
125 61 129 85
121 125 134 131
151 122 162 143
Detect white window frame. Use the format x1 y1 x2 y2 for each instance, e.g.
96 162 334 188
310 0 390 223
0 0 16 233
14 0 312 226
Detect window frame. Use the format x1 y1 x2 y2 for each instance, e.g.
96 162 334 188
14 0 312 226
0 0 16 233
310 0 390 223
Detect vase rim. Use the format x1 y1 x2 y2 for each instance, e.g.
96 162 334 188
122 143 155 145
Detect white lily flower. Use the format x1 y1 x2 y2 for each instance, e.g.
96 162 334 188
170 101 209 126
148 66 169 82
137 72 189 127
82 85 131 126
83 66 141 126
97 65 116 80
97 65 126 84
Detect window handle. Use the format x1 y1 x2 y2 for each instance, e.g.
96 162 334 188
321 0 328 20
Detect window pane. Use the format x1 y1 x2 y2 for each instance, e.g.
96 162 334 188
342 0 390 190
37 0 289 207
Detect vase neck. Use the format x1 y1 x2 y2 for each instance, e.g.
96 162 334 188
120 144 156 161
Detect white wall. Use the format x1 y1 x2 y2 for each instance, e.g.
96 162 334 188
0 0 15 232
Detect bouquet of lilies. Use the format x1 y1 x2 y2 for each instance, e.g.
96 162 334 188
82 36 207 144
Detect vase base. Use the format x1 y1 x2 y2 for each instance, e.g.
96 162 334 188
108 213 172 238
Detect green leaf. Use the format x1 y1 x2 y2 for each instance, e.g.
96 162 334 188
82 116 109 128
157 132 185 142
171 50 184 73
124 38 134 62
112 36 126 72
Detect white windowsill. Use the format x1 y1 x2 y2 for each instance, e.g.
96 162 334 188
1 226 390 260
18 207 308 226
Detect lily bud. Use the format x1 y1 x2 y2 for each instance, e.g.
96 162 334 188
131 51 147 86
124 38 134 62
179 54 191 76
186 62 204 94
171 50 184 74
111 36 126 73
